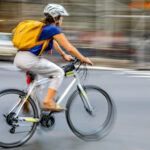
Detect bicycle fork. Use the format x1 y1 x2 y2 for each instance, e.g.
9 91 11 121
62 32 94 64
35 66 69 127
77 84 94 115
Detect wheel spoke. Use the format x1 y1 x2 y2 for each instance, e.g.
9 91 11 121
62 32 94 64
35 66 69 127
0 89 38 148
66 85 115 141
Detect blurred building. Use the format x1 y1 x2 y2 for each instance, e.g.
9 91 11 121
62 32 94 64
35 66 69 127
1 0 149 33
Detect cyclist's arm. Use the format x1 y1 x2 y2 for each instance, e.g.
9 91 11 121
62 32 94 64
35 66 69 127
53 33 91 64
53 40 74 62
53 40 66 57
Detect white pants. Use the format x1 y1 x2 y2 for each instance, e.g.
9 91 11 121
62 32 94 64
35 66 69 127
14 51 64 90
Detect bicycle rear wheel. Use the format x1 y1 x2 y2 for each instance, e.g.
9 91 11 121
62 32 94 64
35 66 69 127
0 89 38 148
66 85 116 141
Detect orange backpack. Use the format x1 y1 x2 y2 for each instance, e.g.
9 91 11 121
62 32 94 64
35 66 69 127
12 20 51 56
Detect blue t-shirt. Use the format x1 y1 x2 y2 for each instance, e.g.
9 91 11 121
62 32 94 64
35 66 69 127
29 25 62 55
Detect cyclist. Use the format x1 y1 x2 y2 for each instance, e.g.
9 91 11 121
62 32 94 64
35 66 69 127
14 3 93 112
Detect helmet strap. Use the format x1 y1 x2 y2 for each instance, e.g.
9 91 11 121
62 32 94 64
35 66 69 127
54 16 61 26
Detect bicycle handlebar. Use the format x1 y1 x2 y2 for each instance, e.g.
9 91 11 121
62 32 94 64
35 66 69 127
62 58 81 74
70 58 80 65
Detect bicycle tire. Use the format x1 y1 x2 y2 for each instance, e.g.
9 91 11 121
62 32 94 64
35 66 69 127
0 89 39 148
66 85 116 141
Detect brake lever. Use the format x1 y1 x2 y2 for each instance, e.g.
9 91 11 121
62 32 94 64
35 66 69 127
70 58 80 64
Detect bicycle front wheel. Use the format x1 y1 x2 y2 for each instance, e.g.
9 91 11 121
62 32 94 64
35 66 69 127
0 89 39 148
66 85 116 141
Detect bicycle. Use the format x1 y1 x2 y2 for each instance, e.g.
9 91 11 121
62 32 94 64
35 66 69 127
0 58 116 148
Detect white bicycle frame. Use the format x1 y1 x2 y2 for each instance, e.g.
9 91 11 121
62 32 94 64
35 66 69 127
14 69 93 122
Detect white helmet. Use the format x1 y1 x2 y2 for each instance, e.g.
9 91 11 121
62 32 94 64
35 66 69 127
44 4 69 18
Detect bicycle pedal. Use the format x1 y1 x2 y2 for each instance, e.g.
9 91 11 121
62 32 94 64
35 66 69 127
41 109 66 113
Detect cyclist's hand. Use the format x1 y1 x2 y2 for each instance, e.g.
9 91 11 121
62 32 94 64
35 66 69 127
64 54 74 62
82 57 93 65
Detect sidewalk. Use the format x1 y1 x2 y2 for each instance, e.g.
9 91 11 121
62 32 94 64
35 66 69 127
90 57 134 69
90 58 150 70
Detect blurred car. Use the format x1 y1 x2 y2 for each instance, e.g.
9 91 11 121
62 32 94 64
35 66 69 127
0 32 17 60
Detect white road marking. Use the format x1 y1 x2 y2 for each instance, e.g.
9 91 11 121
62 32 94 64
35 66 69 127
1 63 150 78
128 75 150 78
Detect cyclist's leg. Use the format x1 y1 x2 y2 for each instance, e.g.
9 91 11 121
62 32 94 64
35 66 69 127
14 51 65 111
14 51 64 89
14 51 39 113
35 58 64 91
33 58 65 111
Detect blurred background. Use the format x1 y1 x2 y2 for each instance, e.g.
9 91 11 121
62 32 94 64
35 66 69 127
1 1 150 150
0 0 150 68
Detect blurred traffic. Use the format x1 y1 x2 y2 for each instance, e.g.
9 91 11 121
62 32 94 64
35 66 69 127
0 32 17 60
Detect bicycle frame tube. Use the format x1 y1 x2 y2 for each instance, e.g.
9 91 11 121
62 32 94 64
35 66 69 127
9 97 24 114
14 74 76 121
57 78 76 105
18 117 40 123
14 69 93 121
56 70 88 105
14 81 37 117
26 71 93 112
57 71 93 113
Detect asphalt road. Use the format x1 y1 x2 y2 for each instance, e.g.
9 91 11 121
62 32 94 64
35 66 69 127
0 64 150 150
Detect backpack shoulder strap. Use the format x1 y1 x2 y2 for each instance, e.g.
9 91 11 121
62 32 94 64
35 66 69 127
38 38 52 56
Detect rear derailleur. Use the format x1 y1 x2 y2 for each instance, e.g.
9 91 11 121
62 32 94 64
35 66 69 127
4 112 19 134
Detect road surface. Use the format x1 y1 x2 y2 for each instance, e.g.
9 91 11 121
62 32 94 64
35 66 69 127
0 63 150 150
